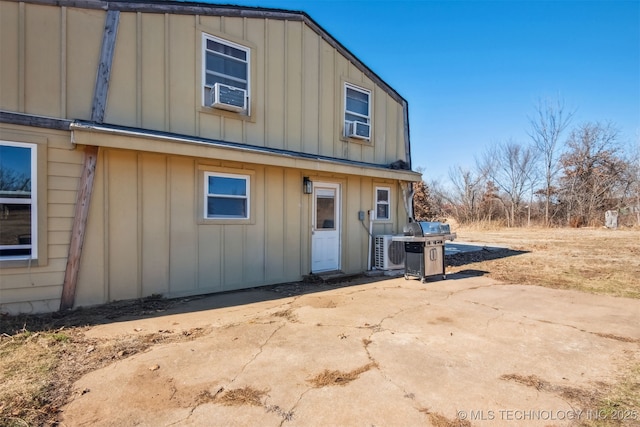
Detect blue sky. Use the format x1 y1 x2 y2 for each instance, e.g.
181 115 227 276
211 0 640 181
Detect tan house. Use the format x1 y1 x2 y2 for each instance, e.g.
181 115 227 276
0 0 421 314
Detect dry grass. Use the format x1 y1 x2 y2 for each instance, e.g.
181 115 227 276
0 330 67 427
308 362 377 387
451 227 640 299
217 386 267 407
426 412 472 427
500 373 548 390
0 311 209 427
500 369 640 427
584 364 640 427
500 373 604 408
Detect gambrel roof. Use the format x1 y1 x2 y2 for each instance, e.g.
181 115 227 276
1 0 415 171
19 0 407 106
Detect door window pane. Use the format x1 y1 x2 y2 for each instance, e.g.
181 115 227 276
316 189 335 229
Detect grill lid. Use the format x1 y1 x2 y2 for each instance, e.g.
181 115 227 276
404 221 451 236
403 222 423 236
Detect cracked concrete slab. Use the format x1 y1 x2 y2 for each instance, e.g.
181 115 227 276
61 275 640 426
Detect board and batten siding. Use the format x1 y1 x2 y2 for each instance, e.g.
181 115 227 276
1 2 408 167
71 147 395 306
0 125 79 313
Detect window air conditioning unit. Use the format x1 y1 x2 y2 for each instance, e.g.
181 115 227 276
374 235 405 270
210 83 247 112
345 120 371 140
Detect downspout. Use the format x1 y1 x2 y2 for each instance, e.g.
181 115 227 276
402 99 412 169
401 181 415 222
367 209 374 270
401 98 415 222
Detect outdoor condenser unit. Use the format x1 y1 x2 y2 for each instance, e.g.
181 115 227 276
374 235 405 270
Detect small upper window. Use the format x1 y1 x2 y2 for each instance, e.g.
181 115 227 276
0 142 37 259
344 84 371 140
203 34 250 113
375 186 390 220
204 172 250 219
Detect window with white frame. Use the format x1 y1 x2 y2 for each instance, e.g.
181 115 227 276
203 34 250 113
375 186 390 220
204 172 250 219
0 141 37 259
344 83 371 140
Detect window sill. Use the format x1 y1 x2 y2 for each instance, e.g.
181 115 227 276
198 218 254 226
198 106 255 123
340 135 373 145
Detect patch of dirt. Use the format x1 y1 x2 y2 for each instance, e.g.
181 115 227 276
308 362 378 387
0 324 210 427
0 294 205 336
303 296 339 309
425 411 472 427
271 308 298 322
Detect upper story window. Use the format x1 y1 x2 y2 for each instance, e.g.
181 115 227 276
204 172 250 219
0 141 37 259
344 83 371 141
375 186 390 221
203 34 250 113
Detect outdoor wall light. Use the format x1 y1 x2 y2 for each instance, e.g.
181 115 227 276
303 177 313 194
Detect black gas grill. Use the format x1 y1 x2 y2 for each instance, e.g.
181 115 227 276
392 222 456 283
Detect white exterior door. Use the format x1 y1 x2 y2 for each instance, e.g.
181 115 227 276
311 182 341 273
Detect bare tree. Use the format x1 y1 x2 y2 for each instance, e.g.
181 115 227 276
559 122 628 226
481 140 538 227
443 165 487 224
630 137 640 225
0 167 31 192
528 98 574 226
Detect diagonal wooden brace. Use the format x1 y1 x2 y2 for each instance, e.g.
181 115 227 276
60 145 99 311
